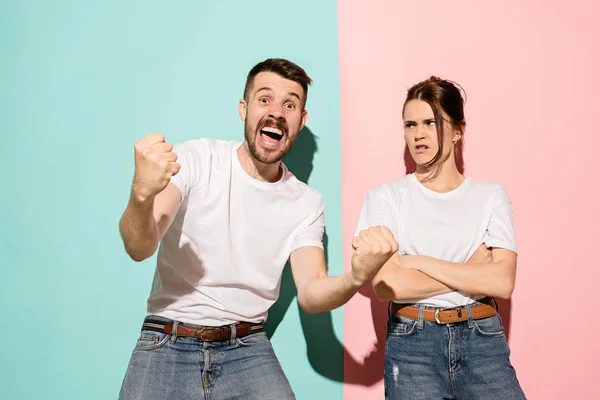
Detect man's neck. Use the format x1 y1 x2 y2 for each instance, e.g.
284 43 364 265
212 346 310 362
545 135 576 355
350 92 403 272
237 144 282 183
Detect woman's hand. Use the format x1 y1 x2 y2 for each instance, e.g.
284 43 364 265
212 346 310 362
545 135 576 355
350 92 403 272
399 243 492 271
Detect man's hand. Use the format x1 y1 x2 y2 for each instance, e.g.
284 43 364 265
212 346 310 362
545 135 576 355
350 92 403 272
467 243 493 264
351 226 399 286
132 133 181 202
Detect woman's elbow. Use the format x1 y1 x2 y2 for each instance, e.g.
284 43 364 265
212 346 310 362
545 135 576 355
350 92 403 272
493 277 515 299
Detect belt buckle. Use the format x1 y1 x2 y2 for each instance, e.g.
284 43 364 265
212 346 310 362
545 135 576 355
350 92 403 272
435 307 463 324
195 328 209 340
196 327 225 341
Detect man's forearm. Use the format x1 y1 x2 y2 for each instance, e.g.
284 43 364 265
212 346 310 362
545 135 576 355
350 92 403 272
298 272 362 314
119 195 160 262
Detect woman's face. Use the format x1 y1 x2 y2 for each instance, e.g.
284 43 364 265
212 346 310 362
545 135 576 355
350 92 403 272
403 99 460 168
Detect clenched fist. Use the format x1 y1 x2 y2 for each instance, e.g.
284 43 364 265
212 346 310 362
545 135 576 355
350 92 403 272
132 133 180 201
351 225 399 286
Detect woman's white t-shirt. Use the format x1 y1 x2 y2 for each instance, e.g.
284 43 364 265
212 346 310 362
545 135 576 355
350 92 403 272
355 173 517 307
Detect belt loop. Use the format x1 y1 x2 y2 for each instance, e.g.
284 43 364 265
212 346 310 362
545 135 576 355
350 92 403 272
170 321 179 344
491 297 499 311
465 304 474 328
417 305 425 330
230 323 237 345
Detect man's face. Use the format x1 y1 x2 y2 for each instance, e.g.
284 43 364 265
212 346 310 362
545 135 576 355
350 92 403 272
239 71 308 164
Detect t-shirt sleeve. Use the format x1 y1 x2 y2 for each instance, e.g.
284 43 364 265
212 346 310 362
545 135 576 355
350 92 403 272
169 142 202 202
355 190 400 242
483 185 517 253
290 194 325 251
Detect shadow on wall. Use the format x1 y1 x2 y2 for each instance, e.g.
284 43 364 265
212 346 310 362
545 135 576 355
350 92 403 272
346 143 514 386
265 126 377 384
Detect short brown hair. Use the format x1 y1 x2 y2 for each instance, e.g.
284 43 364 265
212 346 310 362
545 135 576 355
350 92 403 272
243 58 312 108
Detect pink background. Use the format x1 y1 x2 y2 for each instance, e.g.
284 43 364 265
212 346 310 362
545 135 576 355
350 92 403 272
339 1 600 398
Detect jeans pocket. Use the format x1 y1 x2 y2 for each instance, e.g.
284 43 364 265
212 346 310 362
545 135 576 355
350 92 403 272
387 314 418 337
473 314 505 337
235 331 265 347
134 330 171 351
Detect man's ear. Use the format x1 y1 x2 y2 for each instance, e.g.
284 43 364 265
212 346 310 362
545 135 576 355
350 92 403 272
238 99 247 122
299 109 308 131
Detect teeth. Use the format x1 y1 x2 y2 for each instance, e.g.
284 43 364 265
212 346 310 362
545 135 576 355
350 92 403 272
262 126 283 136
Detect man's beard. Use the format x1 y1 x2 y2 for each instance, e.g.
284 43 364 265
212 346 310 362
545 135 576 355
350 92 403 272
244 118 297 164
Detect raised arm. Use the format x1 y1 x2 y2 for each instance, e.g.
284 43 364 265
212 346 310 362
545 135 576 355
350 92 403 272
119 133 182 262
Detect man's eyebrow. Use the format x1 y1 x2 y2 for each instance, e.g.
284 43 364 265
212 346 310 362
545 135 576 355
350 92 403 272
287 92 301 101
255 87 272 95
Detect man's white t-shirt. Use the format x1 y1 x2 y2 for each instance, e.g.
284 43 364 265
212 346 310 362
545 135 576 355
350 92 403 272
147 138 324 326
355 173 516 308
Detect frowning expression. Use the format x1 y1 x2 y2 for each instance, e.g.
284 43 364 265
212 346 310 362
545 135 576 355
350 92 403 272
403 99 460 167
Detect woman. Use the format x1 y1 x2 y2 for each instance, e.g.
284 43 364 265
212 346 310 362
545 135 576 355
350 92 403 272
355 77 525 399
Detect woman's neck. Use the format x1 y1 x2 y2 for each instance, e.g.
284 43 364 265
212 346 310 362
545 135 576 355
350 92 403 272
415 158 464 193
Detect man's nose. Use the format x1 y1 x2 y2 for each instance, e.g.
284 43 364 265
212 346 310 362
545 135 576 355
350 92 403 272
268 103 284 120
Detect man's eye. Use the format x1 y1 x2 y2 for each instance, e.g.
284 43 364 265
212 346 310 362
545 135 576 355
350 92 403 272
285 103 296 110
259 98 269 104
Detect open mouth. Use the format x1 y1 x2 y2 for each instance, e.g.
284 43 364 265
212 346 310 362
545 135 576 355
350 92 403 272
260 126 284 142
415 144 429 153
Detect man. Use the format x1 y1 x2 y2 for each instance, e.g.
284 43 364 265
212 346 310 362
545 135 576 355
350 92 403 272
118 58 397 399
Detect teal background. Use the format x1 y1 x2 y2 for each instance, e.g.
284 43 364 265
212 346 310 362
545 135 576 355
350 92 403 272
0 1 343 399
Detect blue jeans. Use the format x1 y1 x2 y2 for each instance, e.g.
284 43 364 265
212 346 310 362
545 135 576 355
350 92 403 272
385 304 526 400
119 315 295 400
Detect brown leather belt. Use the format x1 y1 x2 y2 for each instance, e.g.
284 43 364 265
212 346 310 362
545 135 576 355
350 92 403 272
391 298 497 324
142 320 263 342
